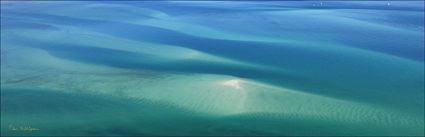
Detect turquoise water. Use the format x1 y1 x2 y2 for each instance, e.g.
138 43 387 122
1 1 424 136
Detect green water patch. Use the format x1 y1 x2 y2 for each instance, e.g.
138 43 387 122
214 112 423 136
0 88 217 136
2 87 423 136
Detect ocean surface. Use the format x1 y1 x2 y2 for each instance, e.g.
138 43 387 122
1 1 424 136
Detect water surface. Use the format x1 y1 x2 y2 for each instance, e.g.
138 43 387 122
1 1 424 136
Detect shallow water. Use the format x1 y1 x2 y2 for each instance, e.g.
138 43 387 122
1 1 424 136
